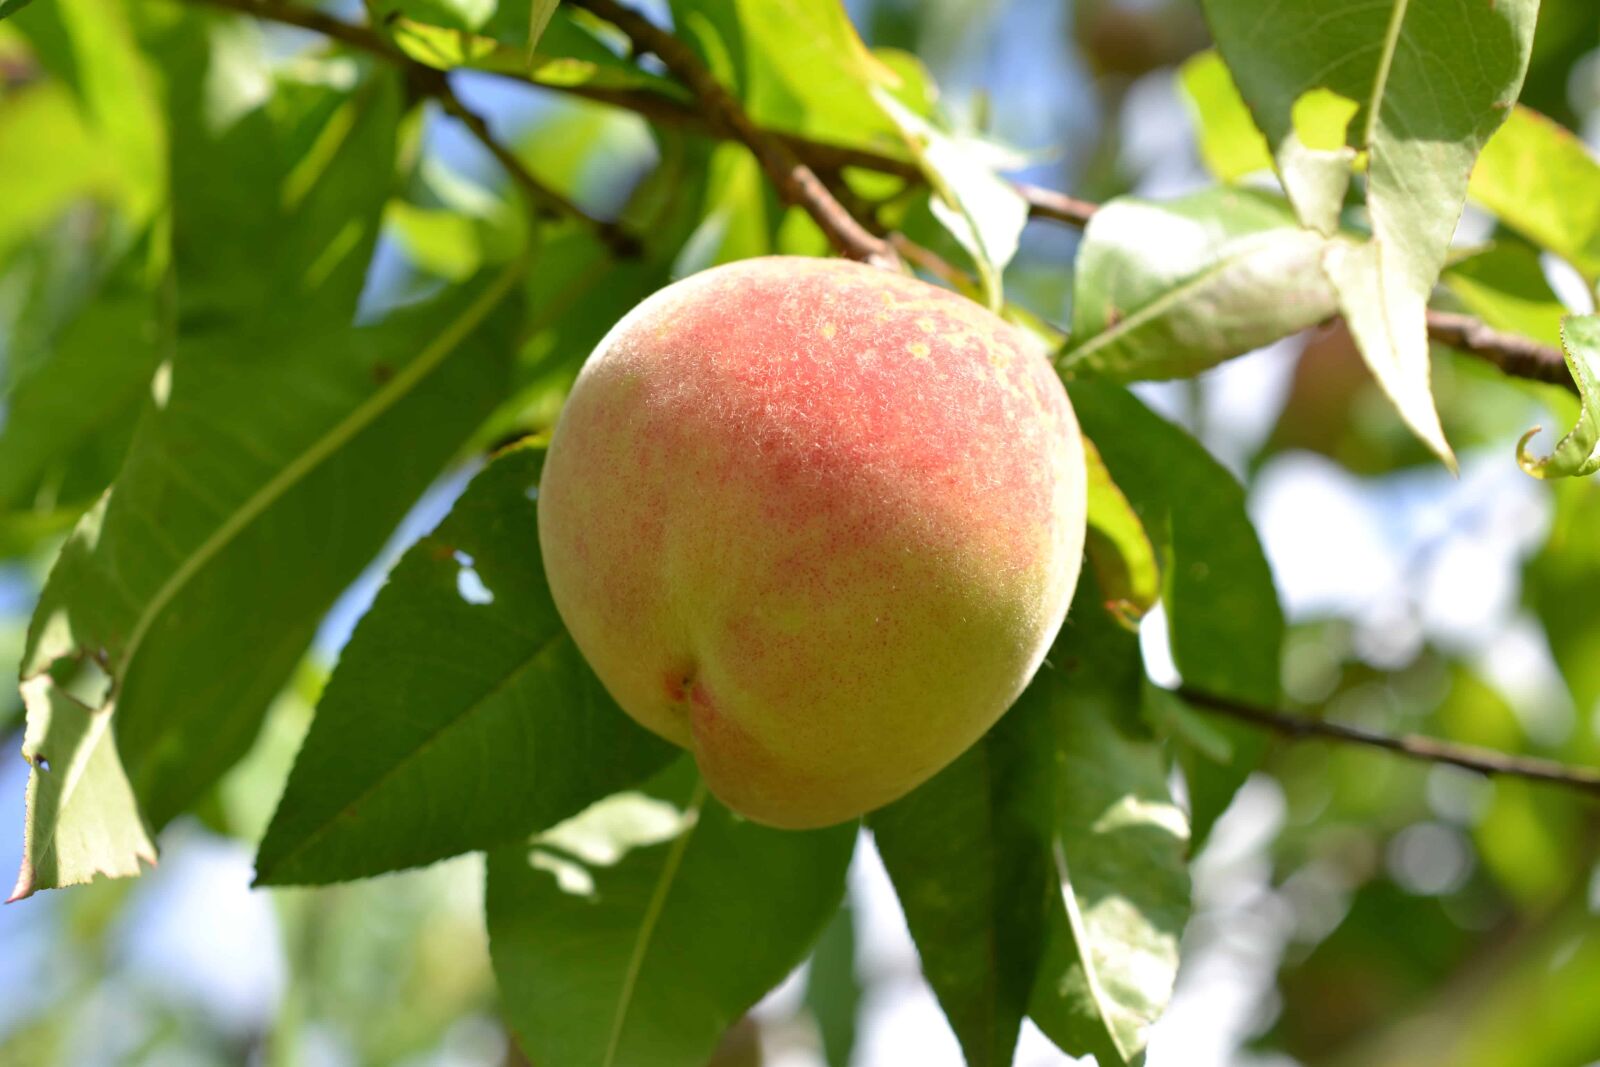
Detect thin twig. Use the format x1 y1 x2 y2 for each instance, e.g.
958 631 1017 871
1175 686 1600 798
567 0 897 269
184 0 1573 390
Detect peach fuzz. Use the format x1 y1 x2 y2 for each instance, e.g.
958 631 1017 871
537 256 1087 828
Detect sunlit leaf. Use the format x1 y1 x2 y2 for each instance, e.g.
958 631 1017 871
1083 436 1159 628
486 759 855 1066
1517 316 1600 478
255 446 675 885
670 0 913 156
1063 186 1337 381
1470 106 1600 282
1177 50 1272 183
1204 0 1539 468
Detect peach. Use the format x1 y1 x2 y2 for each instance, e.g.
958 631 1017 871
537 256 1086 828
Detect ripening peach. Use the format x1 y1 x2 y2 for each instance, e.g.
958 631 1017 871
538 256 1086 828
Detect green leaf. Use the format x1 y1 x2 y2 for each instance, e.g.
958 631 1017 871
1517 316 1600 479
486 759 855 1067
1470 106 1600 283
805 902 860 1067
15 266 523 898
11 46 526 895
1083 436 1160 628
1177 50 1272 183
1442 240 1569 350
1062 186 1337 381
1029 578 1190 1065
873 88 1027 311
8 674 156 902
1069 379 1283 844
11 0 165 227
254 446 676 885
870 679 1056 1067
0 237 162 525
670 0 913 156
389 16 682 94
0 0 37 21
1204 0 1539 468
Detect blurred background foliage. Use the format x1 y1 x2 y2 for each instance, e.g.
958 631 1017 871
1 0 1599 1064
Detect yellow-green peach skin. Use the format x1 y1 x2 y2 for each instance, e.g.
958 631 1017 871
537 256 1088 828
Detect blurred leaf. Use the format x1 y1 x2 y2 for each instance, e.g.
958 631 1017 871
1517 316 1600 478
670 0 912 156
0 237 162 528
870 676 1056 1067
390 16 682 93
1083 435 1160 628
0 84 123 262
1177 50 1272 182
255 446 675 885
1029 577 1190 1065
1442 240 1568 350
12 0 165 227
873 88 1026 310
525 0 559 64
1204 0 1538 467
1070 379 1283 843
0 0 36 20
486 758 855 1067
1470 106 1600 282
674 142 772 276
805 900 860 1067
1063 186 1337 381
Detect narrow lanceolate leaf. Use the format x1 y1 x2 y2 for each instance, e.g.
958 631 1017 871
1518 317 1600 479
870 684 1056 1067
1029 577 1191 1065
12 50 522 896
1071 380 1283 845
1062 186 1337 381
1204 0 1539 467
486 759 855 1067
255 446 676 885
1469 106 1600 283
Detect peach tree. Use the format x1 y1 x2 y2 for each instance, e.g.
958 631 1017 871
2 0 1598 1064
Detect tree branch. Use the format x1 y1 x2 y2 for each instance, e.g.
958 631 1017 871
182 0 1573 391
1424 309 1576 394
1175 686 1600 798
566 0 896 269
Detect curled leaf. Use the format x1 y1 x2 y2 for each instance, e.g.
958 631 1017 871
1518 316 1600 479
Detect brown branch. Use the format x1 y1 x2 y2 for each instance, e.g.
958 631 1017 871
567 0 897 269
1175 686 1600 798
182 0 1573 392
1425 309 1576 394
